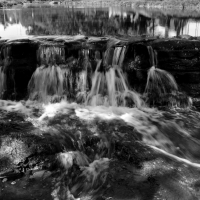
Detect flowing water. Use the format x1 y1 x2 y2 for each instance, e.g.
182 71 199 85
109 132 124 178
0 67 6 99
1 5 200 200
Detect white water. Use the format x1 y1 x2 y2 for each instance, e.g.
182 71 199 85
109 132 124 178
86 45 143 107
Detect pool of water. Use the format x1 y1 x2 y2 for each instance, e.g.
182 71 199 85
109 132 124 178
0 6 200 38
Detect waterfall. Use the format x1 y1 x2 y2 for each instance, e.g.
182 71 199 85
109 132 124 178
147 46 157 67
112 47 122 65
144 66 190 106
0 66 6 99
145 66 178 94
28 44 67 102
86 60 107 106
28 65 69 102
105 66 142 107
112 46 126 66
29 45 93 103
145 45 190 107
76 49 93 103
86 46 143 108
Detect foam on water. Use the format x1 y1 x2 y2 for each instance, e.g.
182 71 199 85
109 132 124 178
38 100 78 120
0 96 199 164
0 97 196 158
79 158 109 189
0 99 32 114
1 97 200 200
12 98 195 165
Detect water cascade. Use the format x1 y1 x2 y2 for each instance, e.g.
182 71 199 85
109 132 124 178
76 49 93 103
28 65 70 102
145 66 179 104
147 45 157 67
28 45 68 102
0 66 6 98
145 46 190 107
86 46 143 107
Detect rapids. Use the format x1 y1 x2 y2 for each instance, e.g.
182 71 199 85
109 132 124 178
1 97 200 199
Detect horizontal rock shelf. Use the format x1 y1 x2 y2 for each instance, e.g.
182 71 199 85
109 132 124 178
1 35 200 102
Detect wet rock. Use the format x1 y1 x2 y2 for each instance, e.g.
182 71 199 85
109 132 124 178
179 83 200 97
171 72 200 84
0 130 62 174
2 178 7 182
123 43 151 71
30 170 52 180
0 39 39 100
0 171 24 182
150 39 200 51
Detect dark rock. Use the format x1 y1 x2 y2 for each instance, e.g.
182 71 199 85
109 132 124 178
0 40 38 100
150 39 200 51
179 83 200 97
156 51 200 72
171 72 200 84
123 43 151 71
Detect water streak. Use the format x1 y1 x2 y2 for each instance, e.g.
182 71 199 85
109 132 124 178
0 67 6 99
37 45 65 65
147 46 157 67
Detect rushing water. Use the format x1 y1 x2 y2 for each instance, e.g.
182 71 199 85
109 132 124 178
1 5 200 200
